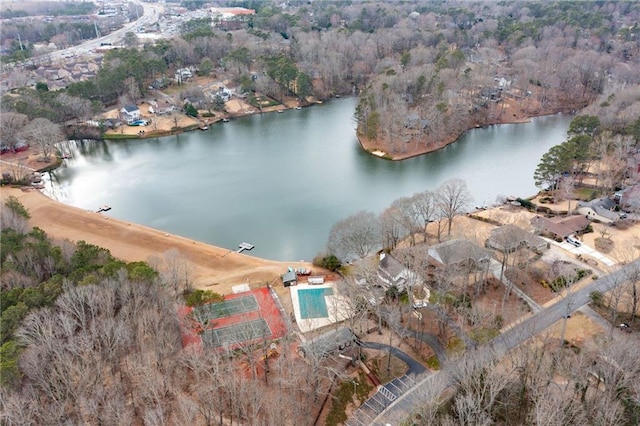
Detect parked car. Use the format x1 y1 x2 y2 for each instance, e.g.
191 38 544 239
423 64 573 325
566 235 581 247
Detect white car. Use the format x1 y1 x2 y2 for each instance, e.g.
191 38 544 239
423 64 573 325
566 236 581 247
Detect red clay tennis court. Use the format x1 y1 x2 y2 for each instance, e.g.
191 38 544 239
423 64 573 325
180 287 288 350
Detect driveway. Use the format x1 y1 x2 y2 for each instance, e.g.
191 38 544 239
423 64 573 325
551 239 616 267
357 341 426 376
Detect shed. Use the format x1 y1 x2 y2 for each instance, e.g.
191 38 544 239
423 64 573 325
282 270 297 287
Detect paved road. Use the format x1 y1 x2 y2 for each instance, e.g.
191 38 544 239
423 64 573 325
364 258 640 425
405 330 448 364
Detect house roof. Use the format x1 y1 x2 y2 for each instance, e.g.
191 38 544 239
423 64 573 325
487 224 547 252
377 252 423 290
281 270 296 283
428 239 491 267
379 253 405 280
578 197 616 211
122 105 139 113
531 215 590 238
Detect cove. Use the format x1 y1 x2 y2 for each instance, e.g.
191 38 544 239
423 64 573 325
46 98 572 261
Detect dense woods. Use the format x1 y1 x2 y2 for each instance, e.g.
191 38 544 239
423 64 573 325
0 196 346 424
3 1 640 160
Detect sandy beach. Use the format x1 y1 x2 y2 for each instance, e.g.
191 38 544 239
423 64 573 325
1 186 313 294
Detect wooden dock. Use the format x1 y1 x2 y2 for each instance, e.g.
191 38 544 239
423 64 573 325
237 242 255 253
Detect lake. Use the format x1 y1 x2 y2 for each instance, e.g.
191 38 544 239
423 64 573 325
46 98 572 261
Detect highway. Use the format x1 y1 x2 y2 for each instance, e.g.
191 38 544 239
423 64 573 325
366 258 640 425
44 1 164 62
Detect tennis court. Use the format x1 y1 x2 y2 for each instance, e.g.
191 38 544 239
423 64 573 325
193 295 259 323
180 288 288 350
201 318 271 348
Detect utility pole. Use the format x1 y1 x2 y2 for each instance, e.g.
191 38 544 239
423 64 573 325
17 33 24 51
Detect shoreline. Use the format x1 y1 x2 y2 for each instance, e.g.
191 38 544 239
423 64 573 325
358 105 578 161
0 186 314 294
358 116 531 161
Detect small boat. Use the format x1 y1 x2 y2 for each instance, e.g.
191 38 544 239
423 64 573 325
200 125 209 130
222 118 230 123
277 110 284 113
295 106 302 110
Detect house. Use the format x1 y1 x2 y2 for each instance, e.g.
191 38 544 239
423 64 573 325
530 215 590 240
377 252 422 292
576 198 619 225
211 86 232 102
120 105 140 123
148 99 176 115
427 239 492 270
175 68 193 82
616 184 640 211
486 224 549 253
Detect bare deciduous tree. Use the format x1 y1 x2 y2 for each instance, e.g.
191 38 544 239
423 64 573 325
327 210 381 261
18 118 63 162
436 178 473 236
0 112 28 152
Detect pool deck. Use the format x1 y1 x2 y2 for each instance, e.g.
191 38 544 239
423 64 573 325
290 282 352 334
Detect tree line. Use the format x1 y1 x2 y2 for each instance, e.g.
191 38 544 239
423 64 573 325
535 111 640 200
323 178 472 264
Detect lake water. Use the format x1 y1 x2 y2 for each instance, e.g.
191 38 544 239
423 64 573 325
46 98 572 261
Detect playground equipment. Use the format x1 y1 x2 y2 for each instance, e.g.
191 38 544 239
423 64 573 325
262 343 279 361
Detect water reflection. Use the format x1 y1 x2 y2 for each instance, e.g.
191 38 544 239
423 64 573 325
48 99 572 261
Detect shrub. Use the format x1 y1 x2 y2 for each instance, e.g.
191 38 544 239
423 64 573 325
314 254 341 271
516 197 535 210
184 289 223 307
590 291 603 307
426 355 440 370
184 103 198 117
4 196 30 219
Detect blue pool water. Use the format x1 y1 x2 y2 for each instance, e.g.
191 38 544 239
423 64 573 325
298 288 333 319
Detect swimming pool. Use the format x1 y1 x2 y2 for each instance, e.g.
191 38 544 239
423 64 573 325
298 288 334 319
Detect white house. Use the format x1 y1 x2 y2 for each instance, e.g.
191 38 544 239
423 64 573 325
576 198 619 225
120 105 140 123
377 253 421 292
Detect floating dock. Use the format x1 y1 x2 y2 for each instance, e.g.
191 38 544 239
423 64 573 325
237 242 255 253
